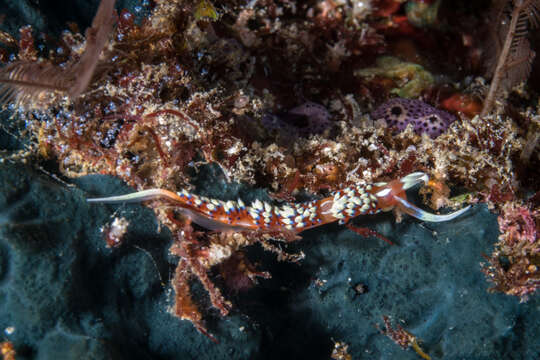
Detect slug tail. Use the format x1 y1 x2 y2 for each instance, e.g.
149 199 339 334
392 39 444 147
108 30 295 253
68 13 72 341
87 189 183 204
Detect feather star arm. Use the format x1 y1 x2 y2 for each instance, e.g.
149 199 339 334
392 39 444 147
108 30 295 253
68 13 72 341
87 172 470 233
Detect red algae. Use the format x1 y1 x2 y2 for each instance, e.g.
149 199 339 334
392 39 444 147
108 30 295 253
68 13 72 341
482 202 540 301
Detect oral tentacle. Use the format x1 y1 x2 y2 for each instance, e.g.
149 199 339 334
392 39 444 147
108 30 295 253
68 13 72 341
399 172 429 190
394 196 471 222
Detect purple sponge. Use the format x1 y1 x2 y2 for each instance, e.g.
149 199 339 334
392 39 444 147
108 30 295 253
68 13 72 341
371 98 456 138
262 101 331 138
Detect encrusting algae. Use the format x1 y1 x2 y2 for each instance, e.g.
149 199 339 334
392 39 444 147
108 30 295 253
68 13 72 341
0 0 538 354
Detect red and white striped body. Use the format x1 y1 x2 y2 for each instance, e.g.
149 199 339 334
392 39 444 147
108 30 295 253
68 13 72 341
172 183 382 233
87 172 470 232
